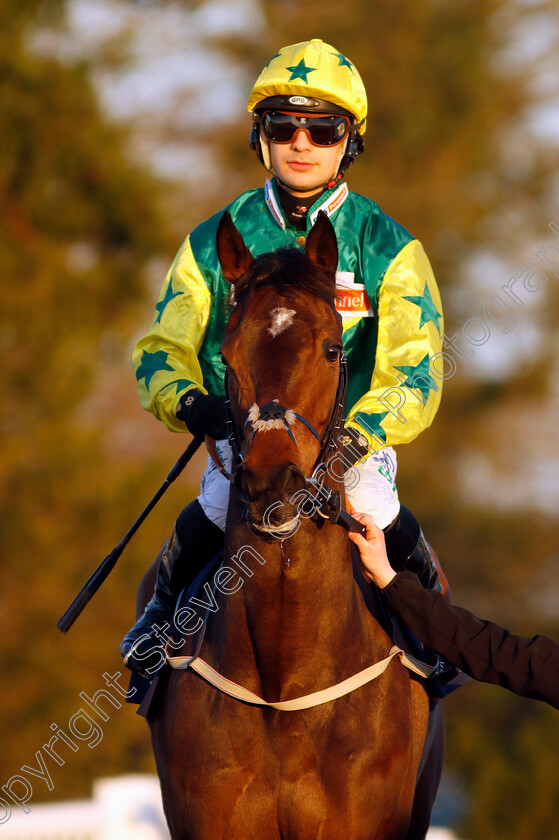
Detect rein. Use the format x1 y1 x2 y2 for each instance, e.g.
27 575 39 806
224 346 348 474
166 271 432 709
217 348 366 536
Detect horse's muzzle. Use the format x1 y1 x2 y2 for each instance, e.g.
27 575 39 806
234 461 307 533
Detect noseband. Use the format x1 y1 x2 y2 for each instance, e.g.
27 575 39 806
225 348 347 470
223 351 366 536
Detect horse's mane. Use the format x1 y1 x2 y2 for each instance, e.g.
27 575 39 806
232 248 336 309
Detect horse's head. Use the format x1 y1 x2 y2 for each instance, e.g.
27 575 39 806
217 210 345 536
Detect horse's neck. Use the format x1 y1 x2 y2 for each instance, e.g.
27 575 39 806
212 511 387 701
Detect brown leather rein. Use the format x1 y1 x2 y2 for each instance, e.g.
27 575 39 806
210 349 366 536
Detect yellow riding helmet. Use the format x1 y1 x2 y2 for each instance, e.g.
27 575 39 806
248 39 367 134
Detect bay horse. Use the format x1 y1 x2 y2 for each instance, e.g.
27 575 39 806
147 211 444 839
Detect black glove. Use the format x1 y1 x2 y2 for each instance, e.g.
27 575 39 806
177 392 228 440
341 426 370 468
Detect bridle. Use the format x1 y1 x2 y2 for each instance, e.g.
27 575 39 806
222 347 366 536
225 345 347 467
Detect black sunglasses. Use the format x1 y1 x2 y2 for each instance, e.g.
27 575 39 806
261 111 351 147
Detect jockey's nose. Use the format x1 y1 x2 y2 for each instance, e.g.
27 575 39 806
290 128 312 151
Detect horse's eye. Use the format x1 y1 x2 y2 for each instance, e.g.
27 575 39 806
325 344 341 362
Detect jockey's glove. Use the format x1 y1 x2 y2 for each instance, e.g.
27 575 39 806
177 392 228 440
341 426 370 468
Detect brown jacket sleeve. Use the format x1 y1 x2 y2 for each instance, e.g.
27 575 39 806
383 571 559 709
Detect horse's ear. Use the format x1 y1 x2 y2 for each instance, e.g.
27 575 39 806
305 211 338 277
216 211 254 284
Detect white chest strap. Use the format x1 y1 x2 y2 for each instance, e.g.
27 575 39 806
166 645 435 712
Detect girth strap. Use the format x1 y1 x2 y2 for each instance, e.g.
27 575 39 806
166 645 435 711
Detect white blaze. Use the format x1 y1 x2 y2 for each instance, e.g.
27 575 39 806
268 306 296 337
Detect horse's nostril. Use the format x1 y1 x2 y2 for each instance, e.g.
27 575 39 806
235 461 305 507
234 463 251 502
280 464 306 499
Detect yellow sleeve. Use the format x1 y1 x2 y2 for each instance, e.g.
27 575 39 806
132 236 212 432
346 239 444 451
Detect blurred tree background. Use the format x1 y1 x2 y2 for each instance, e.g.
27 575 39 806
1 0 558 836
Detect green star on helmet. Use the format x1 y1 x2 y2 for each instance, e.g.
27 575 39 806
286 58 317 83
331 52 353 71
265 52 281 68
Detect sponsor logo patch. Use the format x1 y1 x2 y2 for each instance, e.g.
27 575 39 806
335 272 374 319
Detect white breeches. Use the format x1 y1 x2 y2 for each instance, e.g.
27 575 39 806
197 440 400 533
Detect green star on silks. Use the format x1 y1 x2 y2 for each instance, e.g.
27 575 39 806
353 410 389 445
403 284 442 333
286 59 317 83
136 349 174 389
155 279 183 324
395 354 439 404
331 52 353 71
169 379 195 395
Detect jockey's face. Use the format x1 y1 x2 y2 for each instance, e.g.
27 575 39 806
267 126 344 196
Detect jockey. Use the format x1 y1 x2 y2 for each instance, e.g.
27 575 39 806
120 39 445 679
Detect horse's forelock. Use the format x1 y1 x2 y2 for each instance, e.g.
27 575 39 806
232 248 336 309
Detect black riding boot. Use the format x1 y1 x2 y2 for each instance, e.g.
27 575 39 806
119 499 224 680
383 505 441 592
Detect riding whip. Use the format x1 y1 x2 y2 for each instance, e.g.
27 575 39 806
57 435 204 634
